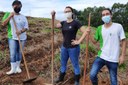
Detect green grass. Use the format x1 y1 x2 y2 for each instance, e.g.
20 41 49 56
54 52 61 62
80 43 97 53
77 26 96 37
42 28 51 33
54 28 61 32
0 50 7 59
42 28 60 33
28 17 50 26
119 63 126 72
0 50 8 65
80 43 86 50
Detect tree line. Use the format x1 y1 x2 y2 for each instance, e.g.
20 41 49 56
74 2 128 32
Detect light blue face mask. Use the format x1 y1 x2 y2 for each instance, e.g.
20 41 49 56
102 15 111 23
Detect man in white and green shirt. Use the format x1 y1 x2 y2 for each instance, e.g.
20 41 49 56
2 0 28 75
90 8 126 85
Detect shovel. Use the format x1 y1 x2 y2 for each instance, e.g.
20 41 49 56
12 17 37 83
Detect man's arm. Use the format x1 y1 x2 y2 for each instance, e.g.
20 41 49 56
89 34 98 44
119 39 127 64
16 28 28 36
2 12 14 26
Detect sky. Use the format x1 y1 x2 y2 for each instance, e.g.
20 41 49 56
0 0 128 20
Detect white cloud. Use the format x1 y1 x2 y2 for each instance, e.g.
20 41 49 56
0 0 128 20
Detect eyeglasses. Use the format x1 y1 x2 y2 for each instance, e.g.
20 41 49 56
64 11 72 13
102 13 110 16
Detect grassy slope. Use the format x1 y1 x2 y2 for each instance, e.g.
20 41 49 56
0 12 128 84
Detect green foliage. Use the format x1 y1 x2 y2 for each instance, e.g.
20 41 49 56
80 43 86 51
119 63 126 72
125 32 128 38
54 52 61 62
80 43 97 53
42 28 51 33
42 28 60 33
88 43 97 53
54 28 61 32
112 3 128 32
75 2 128 32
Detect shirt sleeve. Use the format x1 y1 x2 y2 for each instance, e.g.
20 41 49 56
76 20 82 29
94 26 102 41
2 12 10 22
119 24 126 40
23 16 29 29
60 21 64 26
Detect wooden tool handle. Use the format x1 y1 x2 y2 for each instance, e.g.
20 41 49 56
82 13 91 85
12 17 31 79
51 11 56 84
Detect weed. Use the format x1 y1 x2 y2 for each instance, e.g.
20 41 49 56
80 43 97 53
54 52 60 62
119 63 126 72
0 50 8 60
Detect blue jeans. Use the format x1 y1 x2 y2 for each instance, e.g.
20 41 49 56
90 57 118 85
60 45 80 75
8 39 26 62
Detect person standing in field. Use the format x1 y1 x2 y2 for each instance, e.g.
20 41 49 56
2 0 29 75
89 8 126 85
51 6 90 85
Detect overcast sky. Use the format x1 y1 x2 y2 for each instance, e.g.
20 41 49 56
0 0 128 20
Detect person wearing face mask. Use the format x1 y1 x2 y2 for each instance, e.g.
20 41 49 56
51 6 90 85
2 0 29 75
89 8 126 85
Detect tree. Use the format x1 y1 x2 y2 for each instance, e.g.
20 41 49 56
74 2 128 32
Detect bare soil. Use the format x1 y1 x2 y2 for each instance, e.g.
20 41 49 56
0 12 128 85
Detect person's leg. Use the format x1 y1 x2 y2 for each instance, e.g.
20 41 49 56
8 39 17 62
106 61 118 85
16 40 26 61
55 45 69 83
16 40 26 73
68 45 80 85
90 57 105 85
6 39 17 75
60 45 69 73
69 45 80 75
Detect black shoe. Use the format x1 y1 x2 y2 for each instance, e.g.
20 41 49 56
74 81 80 85
74 74 80 85
92 82 98 85
54 72 66 83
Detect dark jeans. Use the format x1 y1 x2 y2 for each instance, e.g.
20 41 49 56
90 57 118 85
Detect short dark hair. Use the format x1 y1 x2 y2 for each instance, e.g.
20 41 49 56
102 8 112 15
12 0 22 7
65 6 74 13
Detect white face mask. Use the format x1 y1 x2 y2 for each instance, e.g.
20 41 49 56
102 15 111 24
65 12 72 19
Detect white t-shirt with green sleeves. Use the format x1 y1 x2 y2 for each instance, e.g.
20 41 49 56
2 12 29 40
95 23 126 62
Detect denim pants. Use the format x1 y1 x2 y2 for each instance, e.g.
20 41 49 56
90 57 118 85
8 39 26 62
60 45 80 75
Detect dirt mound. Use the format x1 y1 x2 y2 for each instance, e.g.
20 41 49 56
0 12 128 85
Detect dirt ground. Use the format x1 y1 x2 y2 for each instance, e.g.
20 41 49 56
0 12 128 85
